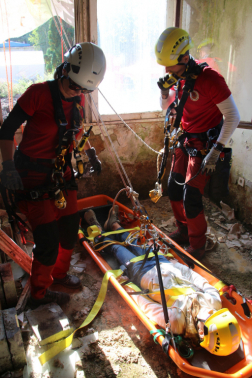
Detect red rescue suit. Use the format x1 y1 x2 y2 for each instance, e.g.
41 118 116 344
167 65 231 249
15 82 84 298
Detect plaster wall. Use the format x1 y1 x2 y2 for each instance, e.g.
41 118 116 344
76 120 170 205
227 129 252 225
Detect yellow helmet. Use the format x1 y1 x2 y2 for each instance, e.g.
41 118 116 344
200 308 241 356
155 27 194 67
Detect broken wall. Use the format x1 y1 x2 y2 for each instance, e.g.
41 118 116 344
227 129 252 226
76 120 170 204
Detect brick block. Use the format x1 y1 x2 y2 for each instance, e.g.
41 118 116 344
0 310 13 373
2 307 26 369
0 263 17 308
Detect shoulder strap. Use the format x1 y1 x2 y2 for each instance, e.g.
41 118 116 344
47 80 68 128
172 61 208 130
47 80 68 155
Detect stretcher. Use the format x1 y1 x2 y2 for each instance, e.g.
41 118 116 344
77 194 252 378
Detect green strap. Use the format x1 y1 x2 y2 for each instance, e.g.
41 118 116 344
150 329 166 344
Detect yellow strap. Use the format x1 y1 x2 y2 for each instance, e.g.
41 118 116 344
39 269 123 365
214 280 227 295
130 251 164 263
82 226 140 242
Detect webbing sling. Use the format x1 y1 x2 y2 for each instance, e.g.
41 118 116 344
39 269 124 365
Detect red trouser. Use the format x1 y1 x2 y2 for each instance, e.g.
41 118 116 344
167 139 210 249
18 189 79 298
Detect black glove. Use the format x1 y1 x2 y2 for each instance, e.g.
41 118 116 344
85 147 102 176
157 73 179 94
0 160 24 190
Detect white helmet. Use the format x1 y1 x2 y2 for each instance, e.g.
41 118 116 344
64 42 106 91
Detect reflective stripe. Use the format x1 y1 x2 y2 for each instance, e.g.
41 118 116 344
214 280 227 295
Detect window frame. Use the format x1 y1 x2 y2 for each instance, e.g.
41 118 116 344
88 0 176 124
89 0 252 130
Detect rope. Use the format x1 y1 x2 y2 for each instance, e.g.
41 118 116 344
45 0 69 52
86 94 133 190
50 0 72 49
98 89 162 156
86 94 141 209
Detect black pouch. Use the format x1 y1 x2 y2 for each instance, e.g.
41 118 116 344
204 147 232 206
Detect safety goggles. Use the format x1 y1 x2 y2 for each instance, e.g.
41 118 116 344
68 78 93 94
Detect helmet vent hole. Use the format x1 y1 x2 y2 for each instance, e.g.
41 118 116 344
71 65 80 74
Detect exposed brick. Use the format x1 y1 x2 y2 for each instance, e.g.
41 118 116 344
0 310 13 373
2 307 26 369
0 263 17 308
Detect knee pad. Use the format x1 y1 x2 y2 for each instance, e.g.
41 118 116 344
33 221 59 266
58 212 80 250
167 172 184 201
183 184 203 219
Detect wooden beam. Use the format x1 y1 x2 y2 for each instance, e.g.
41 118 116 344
15 278 30 315
175 0 181 27
0 229 32 274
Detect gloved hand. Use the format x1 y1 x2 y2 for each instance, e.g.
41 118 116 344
85 147 101 175
157 73 179 94
0 160 24 190
201 147 220 175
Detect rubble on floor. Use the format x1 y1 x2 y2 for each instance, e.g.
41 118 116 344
1 196 252 378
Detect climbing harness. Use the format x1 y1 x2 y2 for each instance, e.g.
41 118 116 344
149 58 225 195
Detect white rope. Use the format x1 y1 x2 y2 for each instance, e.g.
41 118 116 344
98 89 162 156
86 94 133 190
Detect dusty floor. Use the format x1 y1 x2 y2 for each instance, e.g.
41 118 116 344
2 195 252 378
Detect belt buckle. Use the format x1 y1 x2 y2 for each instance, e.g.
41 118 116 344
30 191 39 200
191 148 198 157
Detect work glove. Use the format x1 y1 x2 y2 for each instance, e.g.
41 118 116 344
0 160 24 190
157 73 179 94
85 147 102 176
201 147 220 175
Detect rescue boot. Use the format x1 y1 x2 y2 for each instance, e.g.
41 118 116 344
29 289 70 308
168 221 189 245
104 205 120 231
53 274 82 289
84 209 102 229
185 245 205 260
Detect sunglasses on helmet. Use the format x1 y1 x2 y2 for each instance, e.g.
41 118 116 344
68 78 93 93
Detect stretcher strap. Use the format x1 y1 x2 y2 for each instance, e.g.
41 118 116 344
81 226 140 243
214 280 227 295
150 328 166 344
130 251 164 263
39 269 123 365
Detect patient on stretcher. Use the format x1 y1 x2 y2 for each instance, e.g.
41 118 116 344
84 206 241 356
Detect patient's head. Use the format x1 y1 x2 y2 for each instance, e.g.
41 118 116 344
186 299 241 356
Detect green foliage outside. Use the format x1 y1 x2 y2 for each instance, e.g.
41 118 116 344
12 17 74 74
2 18 74 99
0 73 53 99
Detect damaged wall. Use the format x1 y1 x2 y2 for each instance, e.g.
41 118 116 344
76 120 170 204
227 129 252 226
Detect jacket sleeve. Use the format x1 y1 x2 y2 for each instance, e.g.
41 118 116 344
0 102 30 141
173 262 222 310
126 288 167 329
160 89 176 110
216 94 240 145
